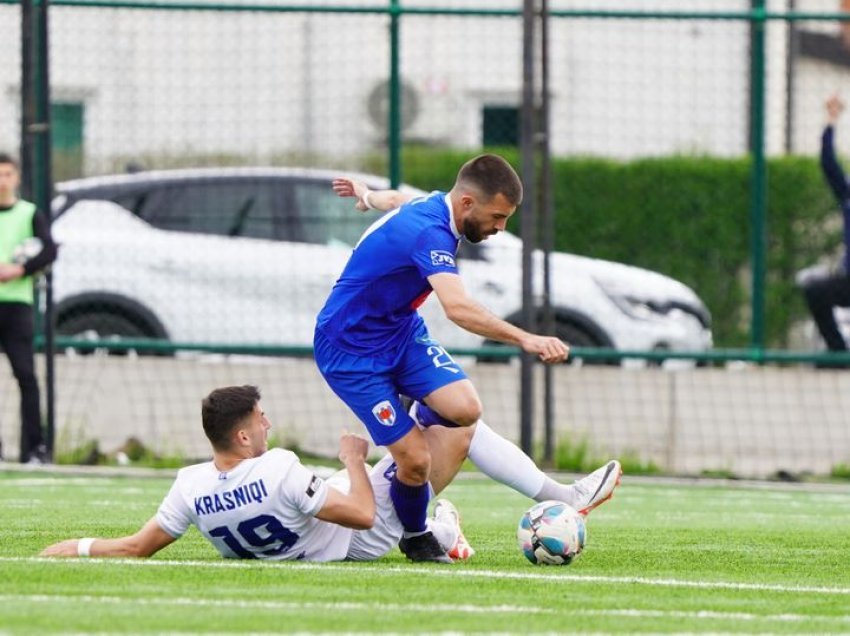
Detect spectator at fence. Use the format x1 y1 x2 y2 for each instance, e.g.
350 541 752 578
801 96 850 359
0 153 57 462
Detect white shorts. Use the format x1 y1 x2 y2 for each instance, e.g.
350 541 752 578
344 454 403 561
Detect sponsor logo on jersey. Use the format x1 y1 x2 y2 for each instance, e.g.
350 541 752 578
372 400 397 427
430 250 456 268
306 474 322 497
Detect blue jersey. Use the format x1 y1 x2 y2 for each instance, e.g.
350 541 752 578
316 191 461 356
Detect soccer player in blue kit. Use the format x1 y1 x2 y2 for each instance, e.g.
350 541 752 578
315 155 617 563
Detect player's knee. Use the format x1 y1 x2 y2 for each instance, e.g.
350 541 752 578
451 396 482 427
396 449 431 484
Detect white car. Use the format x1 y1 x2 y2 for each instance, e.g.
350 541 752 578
50 168 712 360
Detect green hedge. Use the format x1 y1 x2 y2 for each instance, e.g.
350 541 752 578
398 147 839 347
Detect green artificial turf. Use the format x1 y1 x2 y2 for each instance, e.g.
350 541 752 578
1 470 849 633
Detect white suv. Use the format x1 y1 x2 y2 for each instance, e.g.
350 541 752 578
50 168 712 360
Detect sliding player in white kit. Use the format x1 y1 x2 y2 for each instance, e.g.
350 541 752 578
40 385 465 562
41 384 620 562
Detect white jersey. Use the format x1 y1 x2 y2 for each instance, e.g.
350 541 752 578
156 448 353 561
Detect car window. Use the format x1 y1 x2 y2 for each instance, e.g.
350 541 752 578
110 191 143 214
55 187 137 217
137 181 279 239
291 181 375 247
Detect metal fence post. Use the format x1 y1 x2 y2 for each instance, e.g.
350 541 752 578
520 0 537 455
539 0 555 465
749 0 767 354
388 0 401 188
19 0 55 460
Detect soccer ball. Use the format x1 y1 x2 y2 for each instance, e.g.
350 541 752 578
517 500 586 565
10 237 42 265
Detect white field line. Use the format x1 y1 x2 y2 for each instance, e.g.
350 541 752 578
4 463 850 495
2 556 849 596
571 609 850 623
2 594 849 625
0 593 547 615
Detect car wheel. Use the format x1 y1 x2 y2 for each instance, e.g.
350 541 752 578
554 321 617 366
57 310 163 356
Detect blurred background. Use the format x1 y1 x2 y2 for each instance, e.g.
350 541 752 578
2 0 850 478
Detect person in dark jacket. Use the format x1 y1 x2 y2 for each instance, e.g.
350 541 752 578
801 95 850 357
0 153 57 462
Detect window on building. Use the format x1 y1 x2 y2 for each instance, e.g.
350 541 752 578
52 101 84 181
482 105 519 147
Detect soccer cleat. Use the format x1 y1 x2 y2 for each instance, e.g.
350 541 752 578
434 499 476 561
571 460 622 517
398 530 454 564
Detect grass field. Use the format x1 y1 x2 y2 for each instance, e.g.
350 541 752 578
2 468 849 634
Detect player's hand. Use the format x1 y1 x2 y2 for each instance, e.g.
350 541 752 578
0 263 24 282
332 178 370 212
40 539 81 557
827 94 845 124
521 334 570 364
338 431 369 464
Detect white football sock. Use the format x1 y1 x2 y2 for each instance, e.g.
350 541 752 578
468 420 547 498
534 477 578 506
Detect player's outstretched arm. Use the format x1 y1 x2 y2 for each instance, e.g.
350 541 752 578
40 517 177 558
822 95 850 203
429 272 570 364
332 177 412 212
827 93 844 126
314 433 376 530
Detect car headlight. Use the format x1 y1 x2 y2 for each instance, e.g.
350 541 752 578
594 277 711 328
610 295 660 320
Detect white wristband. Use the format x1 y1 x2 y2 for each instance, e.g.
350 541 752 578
77 538 96 557
362 190 374 210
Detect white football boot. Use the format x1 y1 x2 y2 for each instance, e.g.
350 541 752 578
434 499 476 561
570 460 623 517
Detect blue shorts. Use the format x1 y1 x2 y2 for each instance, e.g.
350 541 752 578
313 323 468 447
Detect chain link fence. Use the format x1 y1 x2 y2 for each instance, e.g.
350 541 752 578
1 0 850 475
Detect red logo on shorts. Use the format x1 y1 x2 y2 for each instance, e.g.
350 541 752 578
372 400 397 426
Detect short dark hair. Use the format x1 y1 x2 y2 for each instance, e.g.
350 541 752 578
0 153 19 170
201 385 261 451
455 154 523 206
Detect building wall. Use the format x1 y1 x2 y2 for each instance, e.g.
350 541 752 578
2 0 811 175
2 354 848 477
